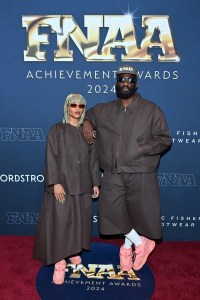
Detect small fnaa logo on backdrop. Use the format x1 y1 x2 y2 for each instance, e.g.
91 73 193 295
0 128 45 142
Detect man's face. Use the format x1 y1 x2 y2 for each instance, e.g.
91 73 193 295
115 73 137 99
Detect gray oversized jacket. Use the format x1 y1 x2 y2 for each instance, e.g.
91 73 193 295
85 94 172 174
44 122 100 195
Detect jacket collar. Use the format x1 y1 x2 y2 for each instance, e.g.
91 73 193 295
117 93 141 113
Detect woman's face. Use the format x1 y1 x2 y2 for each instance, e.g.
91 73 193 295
67 102 85 121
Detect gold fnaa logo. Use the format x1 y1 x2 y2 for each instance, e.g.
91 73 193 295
22 15 179 62
66 263 140 281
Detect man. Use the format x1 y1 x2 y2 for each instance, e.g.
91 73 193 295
83 65 172 271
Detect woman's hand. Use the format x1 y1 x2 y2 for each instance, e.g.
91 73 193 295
54 184 66 203
92 186 100 199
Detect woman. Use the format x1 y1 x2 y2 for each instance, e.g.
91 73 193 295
33 93 100 284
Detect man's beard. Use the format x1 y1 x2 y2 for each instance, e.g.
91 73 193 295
116 85 137 99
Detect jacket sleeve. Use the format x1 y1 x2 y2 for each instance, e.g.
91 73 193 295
139 105 172 156
84 107 97 129
89 140 100 187
45 125 61 186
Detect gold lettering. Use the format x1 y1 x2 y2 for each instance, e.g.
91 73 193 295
141 15 180 62
94 264 116 279
80 264 100 278
68 264 99 279
100 15 138 61
117 266 140 280
22 15 62 61
55 15 103 61
66 263 141 280
22 15 179 62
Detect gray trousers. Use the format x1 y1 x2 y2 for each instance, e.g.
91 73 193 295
98 172 162 239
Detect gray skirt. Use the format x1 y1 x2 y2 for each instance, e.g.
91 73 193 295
33 192 92 265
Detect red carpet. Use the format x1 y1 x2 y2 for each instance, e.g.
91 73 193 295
0 236 199 300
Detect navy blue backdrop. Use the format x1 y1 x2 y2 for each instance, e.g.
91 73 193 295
0 0 199 240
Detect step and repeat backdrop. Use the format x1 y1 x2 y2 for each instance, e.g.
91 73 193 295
0 0 199 240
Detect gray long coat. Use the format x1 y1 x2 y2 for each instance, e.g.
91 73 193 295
33 123 100 265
